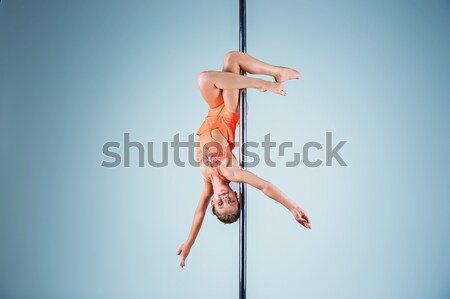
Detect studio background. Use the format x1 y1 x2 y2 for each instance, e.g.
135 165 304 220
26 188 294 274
0 0 449 298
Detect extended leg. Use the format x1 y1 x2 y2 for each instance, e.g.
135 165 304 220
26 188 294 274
223 51 301 83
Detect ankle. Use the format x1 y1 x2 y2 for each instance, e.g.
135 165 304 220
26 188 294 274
253 78 265 90
274 67 284 80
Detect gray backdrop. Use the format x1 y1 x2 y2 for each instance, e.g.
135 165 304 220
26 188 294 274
1 0 449 298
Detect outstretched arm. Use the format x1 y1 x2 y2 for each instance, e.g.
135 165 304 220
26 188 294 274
177 179 213 268
220 162 311 229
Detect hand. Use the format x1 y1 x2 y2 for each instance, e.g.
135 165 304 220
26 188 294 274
177 242 192 268
258 80 286 96
291 206 311 229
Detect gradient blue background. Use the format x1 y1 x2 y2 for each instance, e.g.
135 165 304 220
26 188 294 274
1 0 449 298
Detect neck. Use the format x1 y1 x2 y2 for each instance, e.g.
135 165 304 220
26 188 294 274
210 172 228 189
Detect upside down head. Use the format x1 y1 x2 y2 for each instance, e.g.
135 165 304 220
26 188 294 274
210 183 240 224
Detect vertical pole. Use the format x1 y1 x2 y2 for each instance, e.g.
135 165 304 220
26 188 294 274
238 0 247 299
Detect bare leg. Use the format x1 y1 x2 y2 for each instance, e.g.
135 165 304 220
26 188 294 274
198 71 285 112
220 51 299 113
222 53 244 113
198 52 297 112
223 51 301 83
198 51 300 113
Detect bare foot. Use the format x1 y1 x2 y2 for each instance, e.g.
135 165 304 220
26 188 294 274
275 67 301 83
258 81 286 96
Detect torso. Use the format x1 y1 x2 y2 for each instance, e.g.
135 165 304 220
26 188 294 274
195 103 241 183
199 156 240 180
199 128 236 183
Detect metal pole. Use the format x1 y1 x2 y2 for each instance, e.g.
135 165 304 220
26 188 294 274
238 0 247 299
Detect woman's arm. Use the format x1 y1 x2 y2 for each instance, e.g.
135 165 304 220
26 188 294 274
220 162 311 229
177 179 213 268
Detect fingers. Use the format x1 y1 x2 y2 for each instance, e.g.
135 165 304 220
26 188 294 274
303 218 312 229
293 207 312 229
303 214 311 227
304 221 312 229
178 247 187 268
180 256 186 268
296 215 312 229
300 212 310 223
298 219 311 229
304 215 310 224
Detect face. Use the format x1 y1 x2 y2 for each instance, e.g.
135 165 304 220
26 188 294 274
211 185 239 216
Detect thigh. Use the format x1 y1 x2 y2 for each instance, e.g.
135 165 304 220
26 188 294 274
201 88 224 109
198 72 224 109
221 57 240 113
223 88 249 115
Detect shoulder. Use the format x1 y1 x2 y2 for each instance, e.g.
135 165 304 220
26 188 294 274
218 156 242 181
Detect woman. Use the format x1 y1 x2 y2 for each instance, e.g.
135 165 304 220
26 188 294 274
177 51 311 268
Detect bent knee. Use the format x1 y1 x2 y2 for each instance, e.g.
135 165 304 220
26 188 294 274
223 51 241 65
197 71 215 88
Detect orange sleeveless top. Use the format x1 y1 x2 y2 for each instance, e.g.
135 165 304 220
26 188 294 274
196 103 241 167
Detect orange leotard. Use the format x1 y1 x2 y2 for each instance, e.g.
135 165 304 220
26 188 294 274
196 103 241 167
